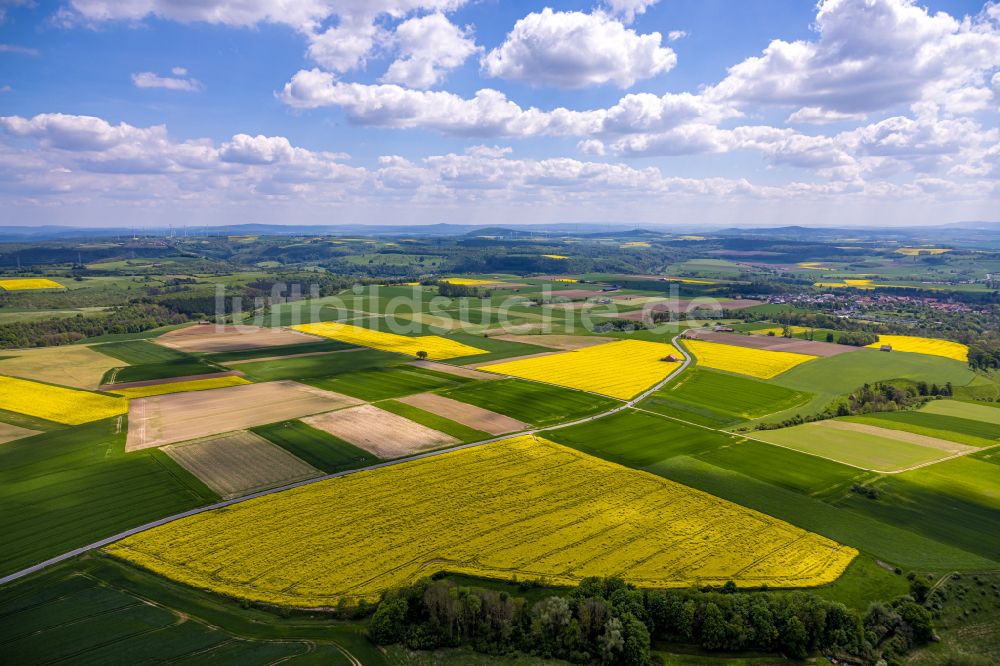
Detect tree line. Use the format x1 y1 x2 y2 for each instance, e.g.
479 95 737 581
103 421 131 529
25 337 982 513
0 303 186 348
366 576 933 665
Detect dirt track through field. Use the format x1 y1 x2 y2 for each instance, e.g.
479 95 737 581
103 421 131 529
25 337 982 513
397 392 529 435
491 334 615 350
164 431 321 499
302 404 458 458
817 420 977 454
406 360 499 380
126 381 361 451
465 351 562 368
683 328 858 357
155 324 323 353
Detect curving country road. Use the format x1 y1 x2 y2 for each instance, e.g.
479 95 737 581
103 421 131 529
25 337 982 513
0 335 690 588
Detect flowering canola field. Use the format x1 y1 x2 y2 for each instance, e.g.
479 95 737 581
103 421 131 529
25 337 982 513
866 335 968 362
0 278 66 291
111 375 251 399
291 322 486 360
442 277 500 285
105 435 856 607
684 339 816 379
0 375 127 424
479 339 683 399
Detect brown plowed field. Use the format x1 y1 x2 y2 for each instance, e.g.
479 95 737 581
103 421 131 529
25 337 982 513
302 404 458 458
164 430 320 499
397 392 529 435
683 329 860 357
155 324 322 353
126 381 361 451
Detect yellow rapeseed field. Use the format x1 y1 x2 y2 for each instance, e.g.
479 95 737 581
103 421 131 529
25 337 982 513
866 335 968 362
796 262 831 270
683 339 816 379
542 254 569 259
479 339 683 399
111 375 251 399
441 277 499 285
0 375 127 424
0 278 66 291
105 435 856 607
291 322 486 360
895 247 951 256
620 241 651 248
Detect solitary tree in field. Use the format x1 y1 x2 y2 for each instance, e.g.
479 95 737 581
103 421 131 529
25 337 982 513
416 350 428 360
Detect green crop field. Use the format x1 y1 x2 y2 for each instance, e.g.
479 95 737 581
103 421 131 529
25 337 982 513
639 369 811 427
693 438 873 497
749 349 987 425
93 339 224 383
306 365 469 401
0 557 380 665
236 348 401 382
252 420 378 473
545 408 734 468
751 421 952 472
378 400 491 442
898 456 1000 509
839 462 1000 562
644 455 997 571
91 339 190 365
202 339 353 363
844 410 999 448
0 419 216 577
921 399 1000 425
441 378 618 427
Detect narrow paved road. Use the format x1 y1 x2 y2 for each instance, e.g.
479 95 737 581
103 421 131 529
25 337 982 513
0 336 690 588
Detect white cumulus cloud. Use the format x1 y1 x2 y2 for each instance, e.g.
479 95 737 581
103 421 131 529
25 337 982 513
481 8 676 88
382 13 479 88
708 0 1000 116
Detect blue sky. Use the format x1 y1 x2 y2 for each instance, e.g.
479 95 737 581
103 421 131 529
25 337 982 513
0 0 997 228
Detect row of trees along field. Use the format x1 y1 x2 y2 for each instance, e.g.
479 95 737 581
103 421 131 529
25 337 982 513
0 303 187 348
367 576 933 665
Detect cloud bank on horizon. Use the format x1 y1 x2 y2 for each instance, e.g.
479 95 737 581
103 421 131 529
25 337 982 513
0 0 998 227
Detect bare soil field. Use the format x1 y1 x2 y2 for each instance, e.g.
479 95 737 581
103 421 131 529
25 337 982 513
126 380 361 451
155 324 322 353
466 351 561 368
820 420 977 454
0 345 125 389
99 370 245 391
163 430 321 499
491 334 615 350
407 360 500 380
302 404 458 458
397 392 529 435
683 329 859 357
0 422 40 444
